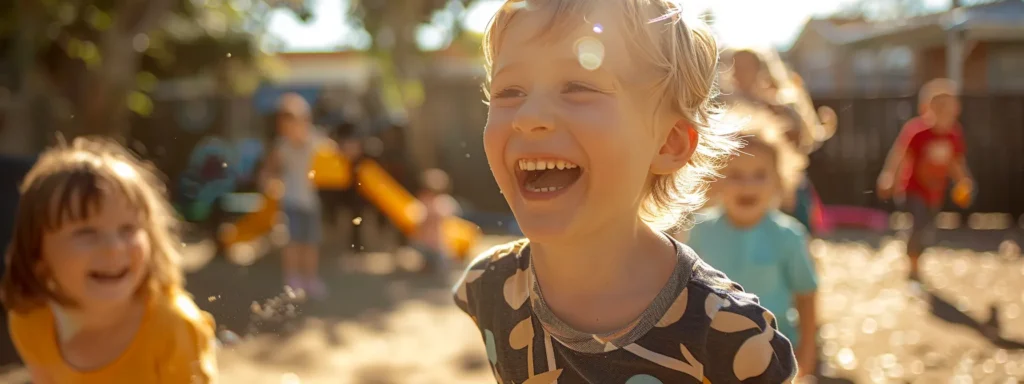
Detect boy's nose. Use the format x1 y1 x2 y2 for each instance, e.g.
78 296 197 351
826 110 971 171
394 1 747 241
512 96 555 134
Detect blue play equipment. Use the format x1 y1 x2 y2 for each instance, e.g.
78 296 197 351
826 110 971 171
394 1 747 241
175 137 266 223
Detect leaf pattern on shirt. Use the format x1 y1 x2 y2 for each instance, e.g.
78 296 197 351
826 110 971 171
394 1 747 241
655 287 689 327
504 268 529 310
709 309 759 333
714 308 779 381
704 293 727 319
456 270 485 303
521 369 563 384
510 318 536 376
623 343 704 380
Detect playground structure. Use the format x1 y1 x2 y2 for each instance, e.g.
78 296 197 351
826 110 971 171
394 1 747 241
180 139 481 261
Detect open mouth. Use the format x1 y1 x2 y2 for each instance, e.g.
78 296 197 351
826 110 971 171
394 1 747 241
735 195 760 208
88 268 130 283
515 158 583 196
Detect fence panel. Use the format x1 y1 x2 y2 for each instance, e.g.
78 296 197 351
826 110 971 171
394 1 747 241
809 95 1024 218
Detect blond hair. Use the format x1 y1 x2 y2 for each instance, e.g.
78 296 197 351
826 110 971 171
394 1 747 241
720 45 836 154
0 137 183 312
918 78 958 107
482 0 739 231
723 102 808 201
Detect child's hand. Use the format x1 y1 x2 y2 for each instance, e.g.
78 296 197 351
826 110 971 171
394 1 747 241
876 172 895 200
952 178 974 208
263 178 285 200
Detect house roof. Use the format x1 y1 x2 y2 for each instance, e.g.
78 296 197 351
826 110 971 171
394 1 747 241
791 0 1024 50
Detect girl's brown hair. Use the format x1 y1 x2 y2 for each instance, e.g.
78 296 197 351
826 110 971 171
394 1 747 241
0 137 183 313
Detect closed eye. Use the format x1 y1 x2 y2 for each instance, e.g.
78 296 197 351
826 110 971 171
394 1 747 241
492 87 526 99
563 82 599 93
71 227 99 240
118 223 140 237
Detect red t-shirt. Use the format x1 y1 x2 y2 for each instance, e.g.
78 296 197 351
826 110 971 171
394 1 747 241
895 117 966 207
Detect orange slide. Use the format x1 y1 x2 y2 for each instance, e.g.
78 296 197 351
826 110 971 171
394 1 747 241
219 145 481 260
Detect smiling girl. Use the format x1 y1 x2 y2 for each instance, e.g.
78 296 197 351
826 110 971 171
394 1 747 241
689 106 819 378
1 138 217 383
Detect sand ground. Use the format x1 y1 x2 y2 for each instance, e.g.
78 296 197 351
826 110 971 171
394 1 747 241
2 230 1023 384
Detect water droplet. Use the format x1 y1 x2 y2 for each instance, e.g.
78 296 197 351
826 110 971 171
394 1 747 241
507 1 528 10
281 372 301 384
910 359 925 375
837 348 857 370
886 364 905 379
1007 303 1020 319
226 52 232 58
353 217 363 225
218 329 240 344
995 349 1008 364
861 318 878 334
983 359 997 373
889 331 904 347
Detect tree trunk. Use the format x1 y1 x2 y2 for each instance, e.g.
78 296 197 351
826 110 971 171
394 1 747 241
380 1 436 169
75 31 141 140
56 0 173 140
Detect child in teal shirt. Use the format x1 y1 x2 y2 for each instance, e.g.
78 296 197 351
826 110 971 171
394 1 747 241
689 107 819 379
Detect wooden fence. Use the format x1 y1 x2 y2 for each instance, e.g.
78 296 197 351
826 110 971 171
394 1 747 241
125 90 1024 224
809 95 1024 218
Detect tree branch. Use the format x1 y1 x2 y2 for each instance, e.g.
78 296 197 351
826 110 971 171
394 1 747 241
121 0 175 35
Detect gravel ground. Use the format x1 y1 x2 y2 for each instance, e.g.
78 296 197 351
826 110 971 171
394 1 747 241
2 231 1023 384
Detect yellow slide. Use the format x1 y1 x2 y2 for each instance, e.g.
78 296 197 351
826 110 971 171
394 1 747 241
220 145 481 261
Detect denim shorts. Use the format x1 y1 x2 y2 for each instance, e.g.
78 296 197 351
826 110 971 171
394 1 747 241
283 206 323 245
899 195 938 255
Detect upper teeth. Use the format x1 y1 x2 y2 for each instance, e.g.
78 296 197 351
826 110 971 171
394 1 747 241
518 159 578 171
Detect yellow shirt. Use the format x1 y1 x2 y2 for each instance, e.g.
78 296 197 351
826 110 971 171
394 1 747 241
7 290 218 383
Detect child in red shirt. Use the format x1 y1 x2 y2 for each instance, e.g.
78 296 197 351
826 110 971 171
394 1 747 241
877 78 973 282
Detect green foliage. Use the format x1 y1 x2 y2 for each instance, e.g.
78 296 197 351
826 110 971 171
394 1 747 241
345 0 476 113
1 0 311 100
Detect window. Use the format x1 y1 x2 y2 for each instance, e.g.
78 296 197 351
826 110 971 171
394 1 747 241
800 50 835 94
851 46 914 94
989 46 1024 92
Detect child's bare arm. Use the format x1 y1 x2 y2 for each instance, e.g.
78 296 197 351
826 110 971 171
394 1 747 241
878 130 912 199
794 292 818 377
949 157 972 185
28 365 55 384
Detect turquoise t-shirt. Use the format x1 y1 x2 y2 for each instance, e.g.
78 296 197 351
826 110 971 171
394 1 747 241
688 208 818 345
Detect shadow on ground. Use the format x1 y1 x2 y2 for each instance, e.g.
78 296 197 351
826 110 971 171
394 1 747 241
821 228 1022 254
927 290 1024 351
186 250 457 351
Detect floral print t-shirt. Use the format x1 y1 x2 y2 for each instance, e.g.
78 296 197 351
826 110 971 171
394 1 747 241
453 238 798 383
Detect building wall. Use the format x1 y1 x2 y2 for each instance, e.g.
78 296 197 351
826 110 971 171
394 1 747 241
796 40 1020 96
917 43 991 93
987 42 1024 92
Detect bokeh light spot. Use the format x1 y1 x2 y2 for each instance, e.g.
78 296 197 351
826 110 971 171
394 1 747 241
575 36 605 71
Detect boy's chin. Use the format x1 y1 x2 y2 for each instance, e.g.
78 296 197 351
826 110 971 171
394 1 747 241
513 213 579 242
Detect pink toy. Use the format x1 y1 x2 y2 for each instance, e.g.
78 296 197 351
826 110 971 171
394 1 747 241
820 205 889 233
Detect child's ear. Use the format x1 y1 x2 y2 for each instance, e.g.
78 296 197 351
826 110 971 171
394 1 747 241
651 120 699 175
